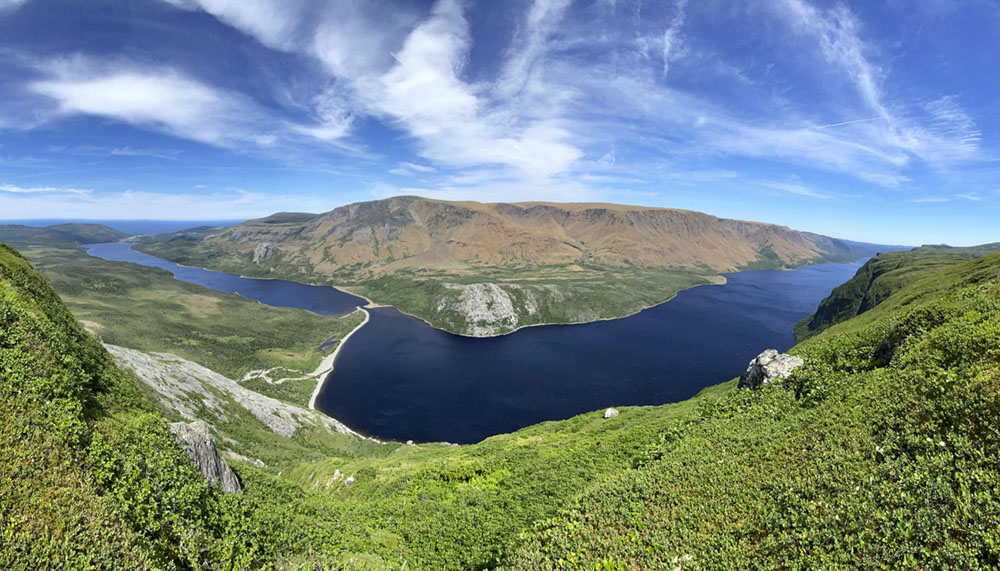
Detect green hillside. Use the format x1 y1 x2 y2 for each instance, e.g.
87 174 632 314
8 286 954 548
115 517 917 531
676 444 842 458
795 243 1000 340
3 241 1000 568
0 223 126 248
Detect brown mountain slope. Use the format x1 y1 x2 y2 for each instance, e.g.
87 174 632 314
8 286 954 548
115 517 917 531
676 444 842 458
136 197 871 336
196 196 851 274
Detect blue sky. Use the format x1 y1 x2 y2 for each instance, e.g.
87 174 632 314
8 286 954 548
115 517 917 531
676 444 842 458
0 0 997 245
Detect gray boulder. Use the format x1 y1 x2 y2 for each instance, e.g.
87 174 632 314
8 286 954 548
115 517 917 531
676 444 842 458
738 349 804 390
603 408 620 419
252 242 276 264
169 421 241 493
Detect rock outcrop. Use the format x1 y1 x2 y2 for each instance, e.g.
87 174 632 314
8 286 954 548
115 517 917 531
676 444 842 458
169 420 242 493
106 344 361 439
252 242 276 263
437 282 519 337
603 408 620 419
738 349 804 390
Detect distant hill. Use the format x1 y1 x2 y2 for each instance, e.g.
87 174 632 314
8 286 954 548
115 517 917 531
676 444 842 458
136 197 889 336
795 242 1000 340
154 196 877 274
0 223 125 248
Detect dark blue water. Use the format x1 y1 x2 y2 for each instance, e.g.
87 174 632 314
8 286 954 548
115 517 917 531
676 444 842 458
84 243 364 316
318 260 865 443
84 242 864 445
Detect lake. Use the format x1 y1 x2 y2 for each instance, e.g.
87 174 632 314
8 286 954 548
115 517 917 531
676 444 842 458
84 242 365 316
85 242 864 444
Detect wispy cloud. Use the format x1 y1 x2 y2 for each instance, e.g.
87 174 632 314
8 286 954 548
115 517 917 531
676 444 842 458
761 181 837 200
661 0 689 78
0 0 27 12
0 183 91 196
913 192 983 203
390 161 439 176
3 0 994 213
158 0 583 180
30 58 279 148
109 147 181 160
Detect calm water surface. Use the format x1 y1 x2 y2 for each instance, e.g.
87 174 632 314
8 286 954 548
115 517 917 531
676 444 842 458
320 261 865 443
85 242 863 444
84 242 364 316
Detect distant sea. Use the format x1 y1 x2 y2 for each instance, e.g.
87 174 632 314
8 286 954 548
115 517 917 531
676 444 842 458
0 219 242 235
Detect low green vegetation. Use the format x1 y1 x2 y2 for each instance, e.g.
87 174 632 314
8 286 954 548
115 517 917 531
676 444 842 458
4 236 1000 568
348 264 715 335
17 245 363 404
137 234 718 335
795 243 1000 340
139 227 896 337
0 222 126 248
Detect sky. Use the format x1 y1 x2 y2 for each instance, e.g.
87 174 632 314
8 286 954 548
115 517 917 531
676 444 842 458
0 0 997 245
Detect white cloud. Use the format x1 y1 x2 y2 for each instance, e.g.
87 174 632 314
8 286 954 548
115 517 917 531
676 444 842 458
661 0 689 79
0 183 91 196
157 0 583 180
761 181 836 200
496 0 572 98
0 0 27 12
160 0 305 50
773 0 982 173
30 59 276 148
390 161 439 176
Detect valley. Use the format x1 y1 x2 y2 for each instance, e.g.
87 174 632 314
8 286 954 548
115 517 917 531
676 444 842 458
134 197 884 336
4 233 1000 567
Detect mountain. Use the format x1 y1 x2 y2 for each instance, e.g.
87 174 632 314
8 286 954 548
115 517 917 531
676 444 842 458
0 222 126 248
795 242 1000 340
136 196 887 336
149 196 870 273
5 237 1000 568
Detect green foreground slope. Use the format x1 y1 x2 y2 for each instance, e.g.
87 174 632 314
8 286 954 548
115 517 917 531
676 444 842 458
4 241 1000 568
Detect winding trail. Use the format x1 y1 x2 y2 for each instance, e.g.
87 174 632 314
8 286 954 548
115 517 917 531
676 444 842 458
309 308 371 410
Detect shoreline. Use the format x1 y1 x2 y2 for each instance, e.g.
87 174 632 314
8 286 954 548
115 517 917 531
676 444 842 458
309 307 370 410
110 241 858 340
338 275 730 339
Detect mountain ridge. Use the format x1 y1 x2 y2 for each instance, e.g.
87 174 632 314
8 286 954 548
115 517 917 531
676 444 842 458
135 196 888 336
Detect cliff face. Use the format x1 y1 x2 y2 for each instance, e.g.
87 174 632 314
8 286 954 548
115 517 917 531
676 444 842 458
795 243 1000 340
198 197 857 277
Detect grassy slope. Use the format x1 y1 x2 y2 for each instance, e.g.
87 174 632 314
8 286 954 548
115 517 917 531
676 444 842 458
18 245 364 407
505 250 1000 568
6 239 1000 568
795 243 1000 340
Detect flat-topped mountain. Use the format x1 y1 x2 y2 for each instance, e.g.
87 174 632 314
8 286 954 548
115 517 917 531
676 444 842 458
137 197 884 336
191 196 862 273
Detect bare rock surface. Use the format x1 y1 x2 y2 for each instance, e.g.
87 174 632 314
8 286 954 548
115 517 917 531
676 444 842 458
438 282 518 336
169 420 242 493
105 343 361 438
252 242 276 263
738 349 804 390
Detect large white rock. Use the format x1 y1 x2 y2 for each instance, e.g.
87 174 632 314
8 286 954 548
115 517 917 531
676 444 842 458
252 242 276 263
738 349 804 390
169 420 241 493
